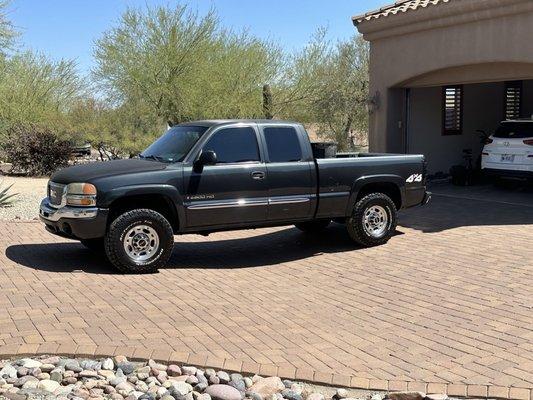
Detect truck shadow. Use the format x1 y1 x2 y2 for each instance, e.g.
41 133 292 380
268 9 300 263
6 224 395 274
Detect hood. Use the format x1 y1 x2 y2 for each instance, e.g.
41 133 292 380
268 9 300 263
51 159 168 184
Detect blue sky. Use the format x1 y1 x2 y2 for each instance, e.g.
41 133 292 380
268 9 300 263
8 0 387 75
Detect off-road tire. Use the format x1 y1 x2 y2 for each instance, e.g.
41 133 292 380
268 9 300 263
104 209 174 274
347 193 397 247
295 219 330 233
80 238 104 252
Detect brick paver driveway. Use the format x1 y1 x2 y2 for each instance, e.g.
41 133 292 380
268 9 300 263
1 183 532 399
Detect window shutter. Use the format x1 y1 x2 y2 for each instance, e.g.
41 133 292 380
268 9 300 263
504 81 522 120
442 85 463 135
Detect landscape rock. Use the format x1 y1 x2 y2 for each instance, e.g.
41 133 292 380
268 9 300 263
306 393 325 400
167 365 181 377
182 366 198 376
386 392 426 400
169 381 194 396
424 395 447 400
249 377 285 398
37 379 60 393
0 365 18 379
335 389 348 399
216 371 230 384
281 389 302 400
148 360 167 372
102 358 114 371
205 384 243 400
117 362 135 375
14 376 38 388
21 359 43 369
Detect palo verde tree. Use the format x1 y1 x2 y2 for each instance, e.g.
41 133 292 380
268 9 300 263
93 4 280 131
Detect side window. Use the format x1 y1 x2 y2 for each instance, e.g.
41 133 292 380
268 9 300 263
203 127 260 164
264 127 302 162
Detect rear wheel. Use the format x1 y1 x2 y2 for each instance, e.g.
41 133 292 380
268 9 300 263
80 238 104 252
295 219 330 233
347 193 397 247
104 209 174 274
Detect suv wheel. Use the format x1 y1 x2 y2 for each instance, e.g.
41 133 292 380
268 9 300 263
347 193 397 247
104 209 174 274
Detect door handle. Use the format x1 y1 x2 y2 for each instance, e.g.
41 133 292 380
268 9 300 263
251 171 265 180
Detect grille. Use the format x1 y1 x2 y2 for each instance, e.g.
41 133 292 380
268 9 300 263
48 182 66 207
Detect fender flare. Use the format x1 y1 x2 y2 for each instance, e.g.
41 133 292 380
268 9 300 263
100 184 185 230
345 174 406 215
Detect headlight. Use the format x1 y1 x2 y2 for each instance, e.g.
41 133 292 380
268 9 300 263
66 183 97 207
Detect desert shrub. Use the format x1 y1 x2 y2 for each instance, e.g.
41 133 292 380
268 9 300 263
2 124 72 176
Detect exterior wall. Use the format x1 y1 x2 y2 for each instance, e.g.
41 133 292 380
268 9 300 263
356 0 533 154
409 82 505 175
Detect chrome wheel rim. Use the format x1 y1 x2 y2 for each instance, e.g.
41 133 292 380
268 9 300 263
363 205 388 238
123 225 160 262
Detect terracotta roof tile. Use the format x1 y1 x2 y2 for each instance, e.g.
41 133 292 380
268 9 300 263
353 0 452 24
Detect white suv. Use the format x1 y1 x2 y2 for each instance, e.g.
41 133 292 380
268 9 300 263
481 120 533 179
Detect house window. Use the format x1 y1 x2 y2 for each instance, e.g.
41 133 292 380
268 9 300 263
442 85 463 135
504 81 522 120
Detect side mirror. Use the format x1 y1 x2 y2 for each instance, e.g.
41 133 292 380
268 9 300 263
194 150 217 172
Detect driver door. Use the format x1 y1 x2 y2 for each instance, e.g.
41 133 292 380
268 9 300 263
182 125 268 228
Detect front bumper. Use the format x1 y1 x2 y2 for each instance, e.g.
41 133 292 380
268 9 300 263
39 198 108 240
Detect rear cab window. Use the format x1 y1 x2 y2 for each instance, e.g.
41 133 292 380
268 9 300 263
203 126 260 163
494 122 533 139
263 126 302 162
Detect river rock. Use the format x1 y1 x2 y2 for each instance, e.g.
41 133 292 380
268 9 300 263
37 379 60 393
205 384 242 400
249 377 285 398
386 392 426 400
167 365 181 377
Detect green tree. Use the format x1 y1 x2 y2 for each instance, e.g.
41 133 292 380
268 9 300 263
0 1 17 55
94 4 280 130
0 51 84 132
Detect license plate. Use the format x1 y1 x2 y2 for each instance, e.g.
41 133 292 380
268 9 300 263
500 154 515 162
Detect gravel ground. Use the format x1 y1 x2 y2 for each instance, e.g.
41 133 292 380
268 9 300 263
0 356 396 400
0 176 48 221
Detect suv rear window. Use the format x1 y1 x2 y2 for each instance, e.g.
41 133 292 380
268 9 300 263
264 127 302 162
494 122 533 139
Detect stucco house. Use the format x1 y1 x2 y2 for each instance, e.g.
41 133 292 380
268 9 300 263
353 0 533 175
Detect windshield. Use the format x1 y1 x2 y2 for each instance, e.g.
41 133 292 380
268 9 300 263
141 125 208 162
494 122 533 139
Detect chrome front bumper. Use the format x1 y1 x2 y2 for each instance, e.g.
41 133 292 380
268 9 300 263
39 198 99 222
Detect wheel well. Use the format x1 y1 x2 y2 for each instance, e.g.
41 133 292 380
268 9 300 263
356 182 402 210
108 194 179 231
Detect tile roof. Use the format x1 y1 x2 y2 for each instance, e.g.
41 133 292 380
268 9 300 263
353 0 452 24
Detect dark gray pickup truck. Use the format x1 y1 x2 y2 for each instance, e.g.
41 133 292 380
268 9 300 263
40 120 430 273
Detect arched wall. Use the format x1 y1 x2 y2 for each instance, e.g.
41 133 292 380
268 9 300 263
362 4 533 154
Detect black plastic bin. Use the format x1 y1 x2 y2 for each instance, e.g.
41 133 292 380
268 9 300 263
311 142 337 159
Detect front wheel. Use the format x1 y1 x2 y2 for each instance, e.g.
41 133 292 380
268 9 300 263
104 209 174 274
347 193 397 247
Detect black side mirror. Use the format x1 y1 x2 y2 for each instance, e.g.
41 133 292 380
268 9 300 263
194 150 217 172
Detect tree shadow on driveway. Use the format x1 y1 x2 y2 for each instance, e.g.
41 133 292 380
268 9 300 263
6 224 388 273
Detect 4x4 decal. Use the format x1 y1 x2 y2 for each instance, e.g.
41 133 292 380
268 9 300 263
406 174 423 183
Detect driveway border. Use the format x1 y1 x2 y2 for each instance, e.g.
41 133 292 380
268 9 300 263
0 344 530 400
